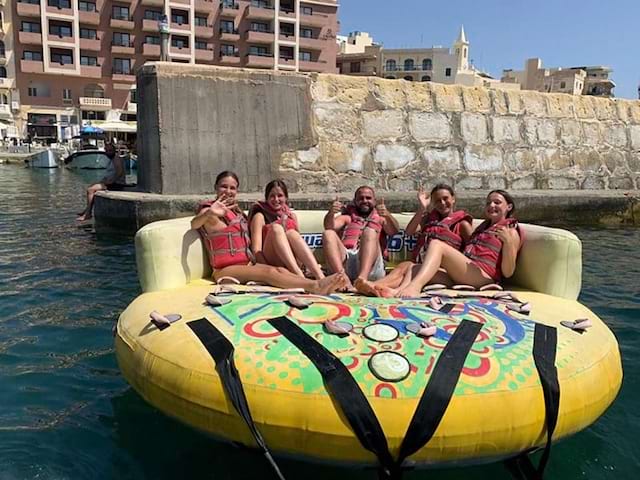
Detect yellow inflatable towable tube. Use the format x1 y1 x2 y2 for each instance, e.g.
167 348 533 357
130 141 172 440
116 213 622 471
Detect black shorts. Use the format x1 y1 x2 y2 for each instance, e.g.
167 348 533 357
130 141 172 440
106 183 126 191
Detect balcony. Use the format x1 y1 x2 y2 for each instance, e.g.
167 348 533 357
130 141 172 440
278 6 296 20
19 31 43 45
17 2 41 17
245 53 274 69
48 61 77 72
170 21 190 32
278 56 295 68
219 52 240 66
299 36 324 50
278 33 296 44
142 43 161 57
110 17 135 30
245 30 274 44
79 37 101 50
79 11 100 26
142 19 159 32
300 12 329 28
20 59 45 74
170 45 192 56
112 42 136 55
195 25 214 38
299 59 329 72
126 101 137 113
80 65 103 78
194 0 215 12
112 71 136 82
0 105 12 119
219 28 240 41
195 48 214 62
246 5 275 20
79 97 112 110
0 78 15 89
45 4 73 17
219 2 240 16
141 0 164 5
47 34 75 45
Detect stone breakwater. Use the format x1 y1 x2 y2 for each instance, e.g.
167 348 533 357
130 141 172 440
279 75 640 193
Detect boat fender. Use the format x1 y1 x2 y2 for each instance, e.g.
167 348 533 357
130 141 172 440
187 318 286 480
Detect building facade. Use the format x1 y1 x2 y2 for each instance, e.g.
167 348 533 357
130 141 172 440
11 0 338 142
337 28 519 90
1 0 21 138
502 58 615 97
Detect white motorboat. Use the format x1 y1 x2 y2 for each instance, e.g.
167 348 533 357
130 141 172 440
25 149 58 168
64 147 111 169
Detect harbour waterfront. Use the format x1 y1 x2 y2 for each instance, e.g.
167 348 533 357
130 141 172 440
0 164 637 479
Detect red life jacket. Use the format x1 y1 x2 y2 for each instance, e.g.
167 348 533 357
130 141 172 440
463 217 522 282
197 201 253 270
341 205 387 255
412 209 472 262
249 201 298 239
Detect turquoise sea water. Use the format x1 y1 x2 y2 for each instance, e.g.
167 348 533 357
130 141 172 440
0 164 637 479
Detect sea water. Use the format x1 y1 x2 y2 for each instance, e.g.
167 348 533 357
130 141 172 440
0 165 637 479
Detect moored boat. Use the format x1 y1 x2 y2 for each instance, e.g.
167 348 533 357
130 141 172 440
64 148 110 169
115 212 622 474
25 149 58 168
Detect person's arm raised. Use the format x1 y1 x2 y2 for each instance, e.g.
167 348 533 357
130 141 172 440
405 187 430 236
191 198 228 230
377 198 400 236
323 195 348 230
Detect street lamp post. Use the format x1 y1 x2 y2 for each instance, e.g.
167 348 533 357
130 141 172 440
158 15 170 62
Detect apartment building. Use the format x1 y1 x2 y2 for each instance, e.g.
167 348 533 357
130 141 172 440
502 58 615 97
11 0 338 142
1 0 20 138
337 28 519 91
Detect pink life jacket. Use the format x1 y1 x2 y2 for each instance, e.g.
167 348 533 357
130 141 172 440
463 217 522 282
197 201 253 270
249 201 298 239
412 209 472 262
341 205 387 256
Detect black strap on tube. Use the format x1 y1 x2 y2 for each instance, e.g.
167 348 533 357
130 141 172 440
188 318 285 480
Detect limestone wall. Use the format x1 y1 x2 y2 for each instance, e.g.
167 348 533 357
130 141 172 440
279 75 640 192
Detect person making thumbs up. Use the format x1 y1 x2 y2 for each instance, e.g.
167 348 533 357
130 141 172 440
322 186 399 291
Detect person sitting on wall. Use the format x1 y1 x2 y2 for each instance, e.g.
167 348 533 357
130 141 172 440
356 183 474 297
76 143 125 222
248 179 325 280
192 171 346 294
365 190 522 298
322 186 400 292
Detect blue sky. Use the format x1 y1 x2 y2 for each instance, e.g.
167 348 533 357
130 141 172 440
338 0 639 99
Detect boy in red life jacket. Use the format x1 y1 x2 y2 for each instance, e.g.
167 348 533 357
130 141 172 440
248 179 324 280
322 186 400 292
191 171 347 294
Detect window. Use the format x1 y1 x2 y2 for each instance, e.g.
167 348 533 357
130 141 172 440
48 0 70 7
0 67 6 78
249 45 269 56
84 83 104 98
22 21 42 33
113 32 131 47
195 16 208 27
251 0 271 8
300 51 312 62
0 42 4 58
385 59 396 71
24 51 44 61
220 44 237 56
445 67 452 77
250 22 270 32
221 0 238 7
144 10 162 20
80 55 98 66
171 35 189 48
78 1 96 12
280 24 294 36
349 62 361 73
279 46 294 60
80 28 97 39
62 88 72 100
113 58 131 75
49 22 73 37
421 75 431 82
422 58 432 71
560 81 566 89
112 6 130 21
300 28 313 38
82 111 106 121
195 40 208 50
0 94 8 104
404 59 414 71
145 35 160 45
28 87 38 96
404 76 413 81
51 51 73 65
171 10 188 25
220 20 235 34
20 0 41 4
301 6 312 15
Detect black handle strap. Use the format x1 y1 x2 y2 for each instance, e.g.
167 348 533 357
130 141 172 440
267 316 398 478
188 318 285 480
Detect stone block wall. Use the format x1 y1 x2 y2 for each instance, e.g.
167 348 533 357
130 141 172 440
278 75 640 193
